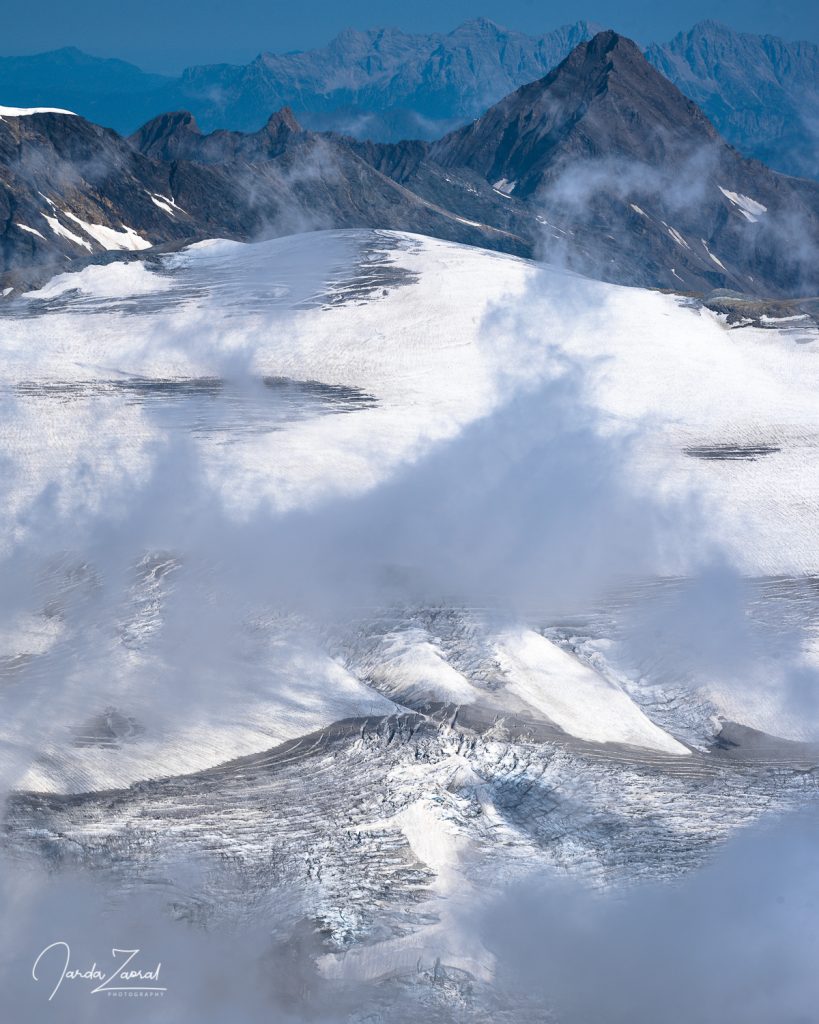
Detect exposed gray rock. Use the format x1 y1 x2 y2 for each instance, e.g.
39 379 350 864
646 21 819 179
2 32 818 299
355 33 819 296
2 19 817 178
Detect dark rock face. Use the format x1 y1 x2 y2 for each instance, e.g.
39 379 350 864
0 21 601 139
1 32 817 298
646 21 819 179
430 32 720 195
0 111 195 285
1 20 817 179
369 32 819 297
132 107 304 163
172 19 602 138
0 106 529 291
125 111 529 255
128 110 203 161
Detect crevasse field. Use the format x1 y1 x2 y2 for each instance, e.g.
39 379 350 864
2 230 819 1021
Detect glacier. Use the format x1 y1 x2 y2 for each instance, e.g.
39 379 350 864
1 229 818 1021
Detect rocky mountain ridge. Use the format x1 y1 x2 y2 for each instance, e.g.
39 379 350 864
1 20 816 176
2 32 817 298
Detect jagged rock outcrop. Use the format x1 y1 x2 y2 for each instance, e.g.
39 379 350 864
353 32 819 295
2 20 817 177
0 105 529 291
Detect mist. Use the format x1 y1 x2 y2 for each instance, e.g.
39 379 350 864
1 216 817 1021
481 812 819 1024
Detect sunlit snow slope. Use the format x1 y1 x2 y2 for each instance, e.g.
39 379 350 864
1 229 818 794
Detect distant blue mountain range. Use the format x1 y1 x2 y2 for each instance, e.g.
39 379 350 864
0 19 816 178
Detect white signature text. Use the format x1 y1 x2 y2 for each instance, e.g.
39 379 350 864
32 942 165 1001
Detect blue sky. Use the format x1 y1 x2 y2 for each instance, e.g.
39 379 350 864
2 0 814 72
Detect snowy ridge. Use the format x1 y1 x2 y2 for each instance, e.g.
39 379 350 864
1 229 818 1020
493 629 689 754
1 228 818 786
0 104 76 117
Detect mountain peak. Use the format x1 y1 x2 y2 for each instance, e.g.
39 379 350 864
264 106 301 134
588 28 626 49
450 17 506 35
129 110 201 158
143 109 200 134
687 19 737 37
431 31 719 197
576 28 647 71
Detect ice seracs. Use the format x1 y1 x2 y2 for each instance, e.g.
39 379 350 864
2 227 819 791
